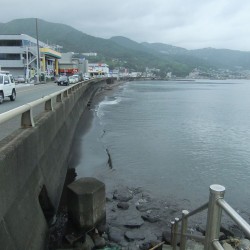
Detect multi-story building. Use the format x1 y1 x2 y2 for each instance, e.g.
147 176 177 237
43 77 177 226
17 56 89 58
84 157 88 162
0 34 61 80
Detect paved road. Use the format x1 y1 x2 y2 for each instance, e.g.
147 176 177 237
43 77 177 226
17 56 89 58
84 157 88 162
0 82 69 141
0 82 68 114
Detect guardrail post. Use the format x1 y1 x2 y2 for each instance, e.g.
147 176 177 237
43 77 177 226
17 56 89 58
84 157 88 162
180 210 189 250
56 93 62 103
45 99 53 111
63 90 68 98
21 109 34 128
68 88 72 95
204 184 225 250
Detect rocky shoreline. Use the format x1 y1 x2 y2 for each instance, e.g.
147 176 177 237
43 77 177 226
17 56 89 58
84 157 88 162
47 184 176 249
104 186 174 248
47 182 250 250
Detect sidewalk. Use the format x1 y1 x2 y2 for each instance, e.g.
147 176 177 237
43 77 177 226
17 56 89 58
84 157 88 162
15 83 35 88
15 80 54 88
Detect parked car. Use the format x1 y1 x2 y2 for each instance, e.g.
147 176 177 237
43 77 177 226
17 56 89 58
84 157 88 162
72 74 80 83
57 75 69 86
69 76 77 84
16 75 25 83
0 73 16 104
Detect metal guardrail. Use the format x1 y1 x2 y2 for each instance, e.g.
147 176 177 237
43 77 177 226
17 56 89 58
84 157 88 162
171 184 250 250
0 79 94 128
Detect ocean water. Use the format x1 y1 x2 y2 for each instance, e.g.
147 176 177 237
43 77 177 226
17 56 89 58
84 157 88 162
72 80 250 219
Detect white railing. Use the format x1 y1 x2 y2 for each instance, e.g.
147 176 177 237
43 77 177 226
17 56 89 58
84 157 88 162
171 184 250 250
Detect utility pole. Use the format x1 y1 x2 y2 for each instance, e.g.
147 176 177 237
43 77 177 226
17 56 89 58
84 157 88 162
36 18 40 83
26 46 29 83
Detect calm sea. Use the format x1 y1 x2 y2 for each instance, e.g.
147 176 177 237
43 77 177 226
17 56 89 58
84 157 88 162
71 79 250 219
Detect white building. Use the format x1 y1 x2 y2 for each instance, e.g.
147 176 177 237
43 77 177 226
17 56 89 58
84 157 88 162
130 72 142 78
0 34 61 79
82 52 97 57
88 63 109 77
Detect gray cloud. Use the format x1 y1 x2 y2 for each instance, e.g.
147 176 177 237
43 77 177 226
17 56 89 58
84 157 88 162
1 0 250 51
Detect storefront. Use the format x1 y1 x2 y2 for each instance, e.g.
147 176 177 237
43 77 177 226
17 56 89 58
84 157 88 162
40 48 61 76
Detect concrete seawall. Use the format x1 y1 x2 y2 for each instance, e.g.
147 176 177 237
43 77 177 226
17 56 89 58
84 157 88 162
0 80 107 249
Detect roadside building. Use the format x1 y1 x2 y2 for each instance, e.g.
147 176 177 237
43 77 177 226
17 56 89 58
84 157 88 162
58 52 88 76
81 52 97 57
0 34 61 81
88 63 109 77
110 69 119 78
40 48 61 77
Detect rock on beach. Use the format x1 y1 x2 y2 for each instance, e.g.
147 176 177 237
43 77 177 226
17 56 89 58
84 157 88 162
113 187 133 202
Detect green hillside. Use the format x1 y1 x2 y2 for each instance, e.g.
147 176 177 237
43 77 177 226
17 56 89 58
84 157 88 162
142 42 188 55
1 18 250 76
0 18 125 54
190 48 250 70
143 42 250 70
109 36 217 75
0 18 205 76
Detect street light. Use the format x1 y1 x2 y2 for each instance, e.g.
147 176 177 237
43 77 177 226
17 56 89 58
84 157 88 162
36 18 40 82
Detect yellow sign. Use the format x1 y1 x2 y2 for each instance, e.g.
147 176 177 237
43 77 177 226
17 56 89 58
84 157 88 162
40 48 61 59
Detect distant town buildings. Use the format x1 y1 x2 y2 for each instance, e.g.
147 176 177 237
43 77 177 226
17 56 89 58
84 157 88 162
188 68 250 80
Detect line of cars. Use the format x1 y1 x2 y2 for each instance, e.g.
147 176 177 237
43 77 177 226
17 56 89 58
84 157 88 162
55 74 89 86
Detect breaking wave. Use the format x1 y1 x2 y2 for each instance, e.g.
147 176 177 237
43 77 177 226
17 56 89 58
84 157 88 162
96 96 122 118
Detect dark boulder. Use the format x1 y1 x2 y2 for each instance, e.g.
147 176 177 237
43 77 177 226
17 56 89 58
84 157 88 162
108 227 124 243
162 231 172 244
141 212 160 223
117 202 129 210
113 187 133 202
93 235 106 249
124 230 145 241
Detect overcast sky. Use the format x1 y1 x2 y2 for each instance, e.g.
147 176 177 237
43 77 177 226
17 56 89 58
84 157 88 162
2 0 250 51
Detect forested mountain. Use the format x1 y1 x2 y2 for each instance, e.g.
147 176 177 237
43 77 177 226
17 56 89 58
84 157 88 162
190 48 250 70
1 18 250 76
142 42 250 70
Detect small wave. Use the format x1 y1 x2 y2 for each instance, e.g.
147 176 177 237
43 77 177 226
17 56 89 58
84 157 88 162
99 96 122 106
96 97 121 118
96 108 104 118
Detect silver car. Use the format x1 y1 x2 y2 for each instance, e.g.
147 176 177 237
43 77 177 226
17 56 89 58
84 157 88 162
16 75 25 83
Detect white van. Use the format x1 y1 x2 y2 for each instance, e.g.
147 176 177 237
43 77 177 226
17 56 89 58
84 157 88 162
0 72 16 104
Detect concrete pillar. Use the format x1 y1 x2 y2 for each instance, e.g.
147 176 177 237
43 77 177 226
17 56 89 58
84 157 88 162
55 59 59 75
42 55 46 72
67 177 106 230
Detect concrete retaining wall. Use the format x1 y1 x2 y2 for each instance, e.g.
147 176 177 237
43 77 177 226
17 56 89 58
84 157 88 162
0 80 106 249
